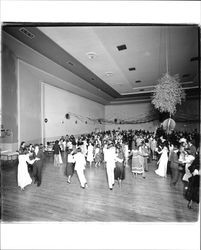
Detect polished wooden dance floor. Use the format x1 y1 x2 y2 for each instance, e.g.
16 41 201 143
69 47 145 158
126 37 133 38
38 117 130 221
1 155 199 222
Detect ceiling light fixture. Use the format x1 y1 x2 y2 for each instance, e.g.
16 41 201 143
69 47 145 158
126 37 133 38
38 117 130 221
105 72 113 77
86 52 97 59
129 67 136 71
135 80 141 83
67 61 74 66
117 44 127 51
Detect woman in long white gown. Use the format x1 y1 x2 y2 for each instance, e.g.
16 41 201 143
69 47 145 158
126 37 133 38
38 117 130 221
87 142 94 167
18 149 37 190
155 143 169 177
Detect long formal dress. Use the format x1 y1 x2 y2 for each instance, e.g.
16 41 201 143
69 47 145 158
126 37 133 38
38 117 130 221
87 145 94 163
155 146 169 177
123 144 129 167
18 154 33 190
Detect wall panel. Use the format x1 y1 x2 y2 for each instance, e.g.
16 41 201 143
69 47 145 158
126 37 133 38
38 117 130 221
18 60 42 144
1 44 18 151
44 84 105 142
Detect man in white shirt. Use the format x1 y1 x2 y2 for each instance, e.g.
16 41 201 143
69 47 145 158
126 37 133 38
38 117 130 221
104 143 117 190
74 147 88 189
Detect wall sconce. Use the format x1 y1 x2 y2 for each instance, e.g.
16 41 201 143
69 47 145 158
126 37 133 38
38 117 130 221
75 121 77 124
44 118 48 123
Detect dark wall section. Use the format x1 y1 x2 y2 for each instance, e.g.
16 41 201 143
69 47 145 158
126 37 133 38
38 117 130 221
1 44 18 146
19 61 42 145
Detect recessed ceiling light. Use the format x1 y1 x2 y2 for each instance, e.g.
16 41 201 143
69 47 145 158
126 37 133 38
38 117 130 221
111 83 123 85
86 52 97 59
135 80 141 83
91 77 95 81
67 61 74 66
105 72 113 77
117 44 127 51
129 67 136 71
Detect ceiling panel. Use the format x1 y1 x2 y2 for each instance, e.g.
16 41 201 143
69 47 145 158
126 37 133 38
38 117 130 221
39 25 199 95
3 24 200 103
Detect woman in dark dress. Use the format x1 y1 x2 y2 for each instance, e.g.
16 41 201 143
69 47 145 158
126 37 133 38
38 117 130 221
185 154 200 209
53 140 62 167
66 149 75 183
114 146 125 186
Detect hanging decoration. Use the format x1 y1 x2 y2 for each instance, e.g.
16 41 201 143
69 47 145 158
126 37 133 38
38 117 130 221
65 111 158 125
152 27 186 134
162 117 176 134
152 73 186 116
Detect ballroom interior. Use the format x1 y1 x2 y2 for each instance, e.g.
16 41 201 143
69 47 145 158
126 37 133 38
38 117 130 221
1 24 200 222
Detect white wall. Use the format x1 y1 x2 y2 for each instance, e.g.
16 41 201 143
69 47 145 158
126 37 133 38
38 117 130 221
105 99 199 132
105 102 159 132
43 84 105 142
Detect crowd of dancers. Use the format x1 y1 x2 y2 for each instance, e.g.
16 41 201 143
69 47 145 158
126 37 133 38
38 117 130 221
17 127 200 209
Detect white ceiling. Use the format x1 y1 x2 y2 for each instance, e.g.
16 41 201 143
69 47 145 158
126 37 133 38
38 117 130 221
39 26 199 95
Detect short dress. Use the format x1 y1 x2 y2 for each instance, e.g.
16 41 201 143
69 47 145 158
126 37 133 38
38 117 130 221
66 154 75 177
114 152 125 180
131 149 144 174
94 148 101 163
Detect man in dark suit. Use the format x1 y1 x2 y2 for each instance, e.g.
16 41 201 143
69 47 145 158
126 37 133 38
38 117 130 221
169 144 184 186
33 144 44 187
